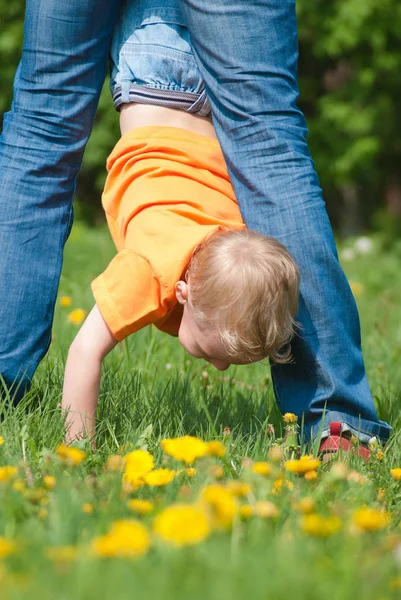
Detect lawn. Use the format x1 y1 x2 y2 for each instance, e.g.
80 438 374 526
0 222 400 600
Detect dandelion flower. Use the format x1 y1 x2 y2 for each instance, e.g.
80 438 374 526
390 468 401 481
254 501 279 519
186 468 197 478
206 440 226 458
201 485 237 529
46 545 77 563
82 503 94 514
226 481 251 497
0 538 15 558
56 444 86 467
92 520 150 558
285 456 321 475
375 450 384 461
349 281 364 298
0 466 18 482
352 507 391 531
268 446 283 463
153 504 210 546
123 450 154 483
304 470 318 481
105 455 124 472
239 505 253 520
68 308 86 325
347 470 366 485
143 468 175 487
0 436 4 446
302 514 342 537
43 475 56 490
294 497 315 514
252 462 271 476
127 499 153 515
283 413 297 423
161 436 208 465
60 296 72 307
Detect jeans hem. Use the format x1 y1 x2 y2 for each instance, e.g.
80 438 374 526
303 411 391 445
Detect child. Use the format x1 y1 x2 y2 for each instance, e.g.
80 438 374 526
61 0 300 442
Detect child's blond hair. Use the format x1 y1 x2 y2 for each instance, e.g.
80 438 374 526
187 230 300 364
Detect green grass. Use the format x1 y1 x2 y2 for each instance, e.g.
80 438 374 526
0 222 400 600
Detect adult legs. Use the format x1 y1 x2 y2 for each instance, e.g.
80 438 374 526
181 0 390 442
0 0 123 401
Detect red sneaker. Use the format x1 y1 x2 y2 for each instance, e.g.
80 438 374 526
318 422 370 462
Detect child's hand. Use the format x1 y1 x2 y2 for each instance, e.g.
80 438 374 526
61 304 117 446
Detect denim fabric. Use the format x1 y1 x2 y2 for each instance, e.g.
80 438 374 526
181 0 391 443
0 0 391 442
111 0 210 115
0 0 124 399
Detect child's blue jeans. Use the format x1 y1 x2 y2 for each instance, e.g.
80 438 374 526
0 0 391 443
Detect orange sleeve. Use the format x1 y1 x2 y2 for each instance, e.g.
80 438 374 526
91 249 169 341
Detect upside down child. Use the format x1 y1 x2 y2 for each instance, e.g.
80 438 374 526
61 0 300 443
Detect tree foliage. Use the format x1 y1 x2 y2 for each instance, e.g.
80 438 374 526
1 0 400 233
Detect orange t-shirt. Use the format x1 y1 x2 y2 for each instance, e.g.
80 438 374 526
91 126 245 341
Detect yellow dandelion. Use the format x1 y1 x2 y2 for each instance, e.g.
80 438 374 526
12 479 25 493
105 455 124 472
161 436 208 465
0 436 4 446
60 296 72 307
268 445 284 463
390 577 401 591
56 444 86 467
143 468 175 487
201 484 237 529
46 545 77 563
330 462 348 480
206 441 226 458
285 456 321 475
254 501 279 519
92 520 150 558
294 497 315 514
186 468 197 478
123 450 154 483
302 514 342 537
153 504 210 547
127 499 153 516
43 475 56 490
304 469 318 481
352 507 391 531
82 503 94 514
252 462 271 476
210 465 224 479
67 308 86 325
272 478 293 495
283 413 297 423
349 281 364 298
390 468 401 481
0 466 18 482
38 507 48 520
375 450 384 461
347 470 366 485
239 505 253 520
0 538 16 558
226 481 251 497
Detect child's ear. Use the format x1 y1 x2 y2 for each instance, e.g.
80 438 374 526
175 280 189 305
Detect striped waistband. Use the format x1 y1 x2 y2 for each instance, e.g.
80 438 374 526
113 84 211 117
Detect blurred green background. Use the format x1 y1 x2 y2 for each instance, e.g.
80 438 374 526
1 0 401 237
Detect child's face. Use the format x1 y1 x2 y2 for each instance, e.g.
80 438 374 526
175 281 253 371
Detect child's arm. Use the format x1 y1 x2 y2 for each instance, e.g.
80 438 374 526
62 304 117 444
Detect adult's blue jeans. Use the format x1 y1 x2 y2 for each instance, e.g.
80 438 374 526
0 0 391 443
